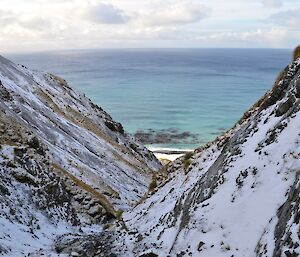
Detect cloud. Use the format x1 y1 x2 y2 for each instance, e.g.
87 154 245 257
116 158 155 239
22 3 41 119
20 17 52 31
85 3 128 24
0 9 52 33
262 0 282 8
0 9 17 28
135 2 210 26
270 9 300 27
0 0 298 52
193 26 292 48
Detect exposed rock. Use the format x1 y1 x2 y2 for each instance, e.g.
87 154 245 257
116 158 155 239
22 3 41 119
55 232 117 257
0 182 9 195
139 253 158 257
12 168 37 186
198 241 205 251
134 128 202 145
0 80 12 101
105 120 124 134
296 79 300 98
275 95 296 116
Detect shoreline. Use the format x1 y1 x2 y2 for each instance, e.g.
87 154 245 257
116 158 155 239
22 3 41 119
148 147 192 163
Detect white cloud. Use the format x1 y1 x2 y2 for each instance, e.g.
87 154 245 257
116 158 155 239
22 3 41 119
262 0 282 8
20 17 52 31
0 9 16 28
270 9 300 27
193 26 294 48
85 3 128 24
0 0 298 52
134 2 210 26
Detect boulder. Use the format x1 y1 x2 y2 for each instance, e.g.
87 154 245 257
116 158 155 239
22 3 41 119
276 95 296 116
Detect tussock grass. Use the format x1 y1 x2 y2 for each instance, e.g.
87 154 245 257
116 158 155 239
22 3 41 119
148 174 157 192
183 152 193 170
293 45 300 61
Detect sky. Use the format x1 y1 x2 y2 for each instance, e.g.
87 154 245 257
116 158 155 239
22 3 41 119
0 0 299 52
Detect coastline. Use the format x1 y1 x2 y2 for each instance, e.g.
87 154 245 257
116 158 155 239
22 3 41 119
148 147 192 163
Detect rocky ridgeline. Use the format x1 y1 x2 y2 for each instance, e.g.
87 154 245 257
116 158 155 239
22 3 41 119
119 58 300 256
0 55 161 256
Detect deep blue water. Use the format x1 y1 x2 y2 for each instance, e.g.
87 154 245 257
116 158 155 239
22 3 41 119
6 48 292 149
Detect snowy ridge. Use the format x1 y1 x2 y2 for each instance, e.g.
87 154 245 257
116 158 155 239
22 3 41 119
0 55 161 256
119 59 300 257
0 55 161 210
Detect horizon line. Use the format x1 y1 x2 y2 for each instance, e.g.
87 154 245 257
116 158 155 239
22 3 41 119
3 46 292 55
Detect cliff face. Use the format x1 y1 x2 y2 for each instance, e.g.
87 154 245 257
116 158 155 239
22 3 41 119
120 59 300 256
0 55 161 256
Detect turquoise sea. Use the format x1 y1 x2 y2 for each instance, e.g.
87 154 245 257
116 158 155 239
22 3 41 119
7 48 292 150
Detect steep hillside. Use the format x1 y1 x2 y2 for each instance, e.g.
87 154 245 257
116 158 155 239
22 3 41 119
0 55 161 256
119 58 300 256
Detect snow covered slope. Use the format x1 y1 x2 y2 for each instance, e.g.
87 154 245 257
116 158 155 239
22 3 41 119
0 55 161 211
0 55 161 256
120 58 300 256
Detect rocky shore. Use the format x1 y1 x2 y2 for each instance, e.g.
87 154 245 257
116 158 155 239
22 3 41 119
134 128 203 146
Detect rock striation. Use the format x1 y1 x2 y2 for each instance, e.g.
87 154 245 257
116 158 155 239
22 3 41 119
0 55 161 256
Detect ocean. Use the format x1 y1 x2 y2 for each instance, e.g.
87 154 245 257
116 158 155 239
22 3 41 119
6 48 292 150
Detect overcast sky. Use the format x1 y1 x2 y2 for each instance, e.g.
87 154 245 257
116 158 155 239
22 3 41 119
1 0 299 52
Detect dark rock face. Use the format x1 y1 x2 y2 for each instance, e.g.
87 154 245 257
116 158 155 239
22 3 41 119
105 120 124 134
55 232 117 257
198 241 205 251
275 95 296 116
295 79 300 98
0 111 80 226
0 80 12 101
260 64 299 110
272 171 300 257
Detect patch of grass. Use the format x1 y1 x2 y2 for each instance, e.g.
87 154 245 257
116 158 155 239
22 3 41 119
49 73 72 90
52 163 117 217
293 45 300 61
148 174 157 192
116 210 124 220
183 152 193 170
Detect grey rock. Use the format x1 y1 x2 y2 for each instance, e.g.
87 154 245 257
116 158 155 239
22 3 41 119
296 79 300 98
275 95 296 116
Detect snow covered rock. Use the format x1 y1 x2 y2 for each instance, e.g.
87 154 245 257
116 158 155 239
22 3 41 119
120 58 300 256
0 55 161 256
0 55 161 210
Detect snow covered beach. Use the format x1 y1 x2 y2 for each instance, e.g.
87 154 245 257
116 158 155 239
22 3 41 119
149 147 191 162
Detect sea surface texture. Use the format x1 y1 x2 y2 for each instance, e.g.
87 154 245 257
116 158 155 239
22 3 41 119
7 48 291 150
